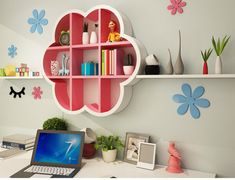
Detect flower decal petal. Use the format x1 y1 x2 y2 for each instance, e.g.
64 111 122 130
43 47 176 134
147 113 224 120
182 83 192 97
173 83 210 119
193 86 205 99
177 103 189 115
195 98 210 108
28 9 48 34
173 94 187 103
32 86 43 100
190 104 200 119
167 0 187 15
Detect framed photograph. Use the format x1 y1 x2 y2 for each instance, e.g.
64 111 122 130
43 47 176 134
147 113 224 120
137 142 156 170
123 132 150 164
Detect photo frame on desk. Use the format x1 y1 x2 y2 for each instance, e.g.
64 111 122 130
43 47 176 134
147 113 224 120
123 132 150 164
137 142 156 170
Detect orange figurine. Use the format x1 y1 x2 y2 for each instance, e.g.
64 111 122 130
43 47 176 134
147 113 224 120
166 142 183 173
107 20 121 42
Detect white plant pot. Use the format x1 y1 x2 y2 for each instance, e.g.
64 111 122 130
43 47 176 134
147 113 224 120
215 56 222 74
102 149 117 163
80 128 97 144
123 66 135 75
90 31 98 44
82 32 89 45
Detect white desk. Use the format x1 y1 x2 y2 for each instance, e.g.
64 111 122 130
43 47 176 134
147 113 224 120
0 148 216 178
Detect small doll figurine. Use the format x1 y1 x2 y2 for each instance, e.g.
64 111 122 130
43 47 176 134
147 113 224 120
107 20 121 42
166 142 183 173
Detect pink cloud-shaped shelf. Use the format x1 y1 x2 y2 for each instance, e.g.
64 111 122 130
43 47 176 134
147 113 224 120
43 5 147 116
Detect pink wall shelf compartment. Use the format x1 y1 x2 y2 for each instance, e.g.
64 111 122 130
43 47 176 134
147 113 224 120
43 5 147 116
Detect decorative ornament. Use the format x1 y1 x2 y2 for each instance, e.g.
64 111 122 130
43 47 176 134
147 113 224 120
59 31 70 46
8 45 17 58
173 83 210 119
166 142 183 173
9 86 25 98
32 86 43 100
107 20 121 42
27 9 48 34
165 49 174 74
167 0 186 15
59 54 70 76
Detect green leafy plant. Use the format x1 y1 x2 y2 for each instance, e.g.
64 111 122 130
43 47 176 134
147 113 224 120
83 22 88 32
43 117 68 130
201 48 213 62
212 35 230 56
95 135 124 152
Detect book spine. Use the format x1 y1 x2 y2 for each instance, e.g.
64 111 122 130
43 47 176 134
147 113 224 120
102 50 105 76
2 141 34 150
105 50 110 75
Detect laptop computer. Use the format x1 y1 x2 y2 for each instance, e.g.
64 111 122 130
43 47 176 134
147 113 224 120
11 129 84 178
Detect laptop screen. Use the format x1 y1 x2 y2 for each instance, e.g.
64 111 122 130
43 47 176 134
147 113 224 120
33 132 82 165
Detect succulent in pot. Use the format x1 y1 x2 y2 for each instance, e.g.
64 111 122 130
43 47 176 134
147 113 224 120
201 48 213 75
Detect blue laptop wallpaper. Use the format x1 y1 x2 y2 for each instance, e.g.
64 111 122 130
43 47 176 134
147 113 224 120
34 132 82 165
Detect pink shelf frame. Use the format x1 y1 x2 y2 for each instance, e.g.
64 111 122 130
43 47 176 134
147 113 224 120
43 8 137 113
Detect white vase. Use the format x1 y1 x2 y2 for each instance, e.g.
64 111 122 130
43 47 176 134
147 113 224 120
80 128 97 144
82 32 89 45
215 56 222 74
90 31 97 44
102 149 117 163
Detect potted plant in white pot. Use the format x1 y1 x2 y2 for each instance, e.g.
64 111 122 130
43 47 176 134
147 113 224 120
123 54 135 75
212 35 230 74
82 22 89 45
95 135 124 163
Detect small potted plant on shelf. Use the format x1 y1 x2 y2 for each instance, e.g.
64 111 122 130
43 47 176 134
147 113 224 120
123 54 135 75
201 48 213 75
43 117 68 130
95 135 124 163
212 35 230 74
82 22 89 45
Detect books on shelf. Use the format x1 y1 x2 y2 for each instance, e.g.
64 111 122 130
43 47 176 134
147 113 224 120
102 49 124 76
2 134 35 151
81 62 99 76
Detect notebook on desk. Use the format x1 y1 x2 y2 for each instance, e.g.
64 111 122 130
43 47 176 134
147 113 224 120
11 129 84 178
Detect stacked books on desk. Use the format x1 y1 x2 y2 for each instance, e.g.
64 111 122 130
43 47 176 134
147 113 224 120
2 134 35 151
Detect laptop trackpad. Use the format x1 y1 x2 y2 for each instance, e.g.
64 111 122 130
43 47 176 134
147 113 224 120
31 174 52 178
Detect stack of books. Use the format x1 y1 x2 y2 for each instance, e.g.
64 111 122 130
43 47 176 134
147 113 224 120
2 134 35 151
101 49 124 76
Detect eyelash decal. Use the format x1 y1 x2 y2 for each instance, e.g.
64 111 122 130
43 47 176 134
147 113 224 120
9 86 25 98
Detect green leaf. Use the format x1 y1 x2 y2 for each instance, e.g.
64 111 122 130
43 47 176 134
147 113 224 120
221 36 230 55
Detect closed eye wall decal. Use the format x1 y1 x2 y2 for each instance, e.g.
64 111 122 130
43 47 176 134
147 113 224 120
9 86 26 98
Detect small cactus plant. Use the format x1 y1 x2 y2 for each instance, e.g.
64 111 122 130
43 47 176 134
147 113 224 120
124 54 133 66
83 22 88 32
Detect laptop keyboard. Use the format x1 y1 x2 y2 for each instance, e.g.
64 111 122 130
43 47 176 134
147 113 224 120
24 165 75 176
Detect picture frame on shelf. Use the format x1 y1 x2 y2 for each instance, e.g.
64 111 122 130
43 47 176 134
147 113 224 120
137 142 156 170
123 132 150 164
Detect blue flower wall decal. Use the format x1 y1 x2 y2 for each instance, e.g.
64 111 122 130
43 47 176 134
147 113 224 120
173 83 210 119
8 45 17 58
27 9 48 34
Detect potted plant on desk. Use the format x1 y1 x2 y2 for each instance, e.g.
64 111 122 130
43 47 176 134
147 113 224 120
95 135 124 163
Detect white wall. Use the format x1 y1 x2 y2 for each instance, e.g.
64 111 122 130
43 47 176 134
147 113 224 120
1 0 235 177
